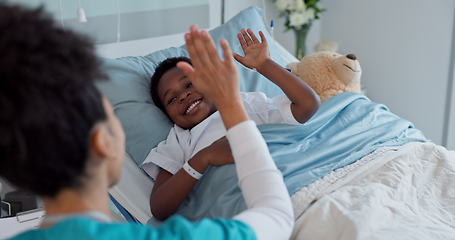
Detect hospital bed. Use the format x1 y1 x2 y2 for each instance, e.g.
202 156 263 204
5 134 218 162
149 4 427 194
97 7 455 240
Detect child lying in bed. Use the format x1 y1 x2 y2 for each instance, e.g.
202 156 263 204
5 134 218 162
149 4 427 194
142 28 320 220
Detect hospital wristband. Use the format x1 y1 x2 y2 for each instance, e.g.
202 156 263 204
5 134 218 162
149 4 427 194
183 161 203 180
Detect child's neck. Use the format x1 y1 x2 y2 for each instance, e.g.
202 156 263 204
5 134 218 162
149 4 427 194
181 108 218 130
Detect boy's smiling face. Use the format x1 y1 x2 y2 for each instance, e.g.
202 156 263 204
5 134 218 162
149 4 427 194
158 66 216 129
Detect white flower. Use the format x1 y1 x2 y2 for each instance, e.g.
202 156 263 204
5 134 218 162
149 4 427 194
289 8 315 27
303 8 315 22
289 12 307 27
275 0 291 11
290 0 306 12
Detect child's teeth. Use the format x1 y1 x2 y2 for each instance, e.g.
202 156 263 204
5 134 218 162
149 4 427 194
186 100 200 114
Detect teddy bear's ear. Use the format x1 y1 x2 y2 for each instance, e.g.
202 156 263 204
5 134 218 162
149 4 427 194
314 40 338 52
286 62 299 73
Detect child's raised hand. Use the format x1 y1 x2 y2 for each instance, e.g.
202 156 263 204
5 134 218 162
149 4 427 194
234 29 270 70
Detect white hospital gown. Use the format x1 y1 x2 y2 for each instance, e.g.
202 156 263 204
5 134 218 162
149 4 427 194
141 92 300 180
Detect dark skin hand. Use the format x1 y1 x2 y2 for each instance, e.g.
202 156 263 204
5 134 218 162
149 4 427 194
150 137 233 220
234 29 320 123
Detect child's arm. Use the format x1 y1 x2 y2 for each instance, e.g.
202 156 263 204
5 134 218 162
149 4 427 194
150 137 234 220
234 29 320 123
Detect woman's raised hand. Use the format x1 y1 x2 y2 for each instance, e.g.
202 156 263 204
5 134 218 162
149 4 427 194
177 25 240 109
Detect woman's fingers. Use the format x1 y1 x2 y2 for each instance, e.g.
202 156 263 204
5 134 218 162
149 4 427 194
220 39 234 67
190 28 215 70
200 30 221 66
185 26 208 70
183 25 238 100
184 32 204 70
176 61 195 81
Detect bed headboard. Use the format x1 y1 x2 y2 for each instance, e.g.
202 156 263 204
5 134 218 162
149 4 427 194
96 32 185 59
96 33 297 64
95 0 224 58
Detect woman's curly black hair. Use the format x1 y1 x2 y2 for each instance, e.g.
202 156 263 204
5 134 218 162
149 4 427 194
0 4 107 197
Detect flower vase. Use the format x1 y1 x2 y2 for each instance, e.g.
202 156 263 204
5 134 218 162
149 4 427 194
294 23 311 60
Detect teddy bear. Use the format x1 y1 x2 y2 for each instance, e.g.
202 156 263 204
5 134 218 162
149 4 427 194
287 48 362 102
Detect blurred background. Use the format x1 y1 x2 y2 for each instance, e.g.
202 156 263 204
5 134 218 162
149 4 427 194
3 0 454 149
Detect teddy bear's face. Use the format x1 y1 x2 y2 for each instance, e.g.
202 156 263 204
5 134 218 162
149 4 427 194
288 51 362 101
332 53 361 85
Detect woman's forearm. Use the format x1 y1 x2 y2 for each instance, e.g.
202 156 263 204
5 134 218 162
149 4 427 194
216 97 249 130
229 121 294 240
257 59 320 123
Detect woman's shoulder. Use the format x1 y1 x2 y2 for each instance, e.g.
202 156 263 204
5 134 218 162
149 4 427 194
10 216 256 240
10 218 149 240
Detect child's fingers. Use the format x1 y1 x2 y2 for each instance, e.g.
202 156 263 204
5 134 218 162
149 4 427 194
220 39 234 66
237 33 247 51
247 29 259 44
259 31 267 44
241 29 253 46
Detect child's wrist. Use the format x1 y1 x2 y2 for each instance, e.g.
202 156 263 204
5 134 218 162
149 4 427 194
189 153 210 173
256 58 272 73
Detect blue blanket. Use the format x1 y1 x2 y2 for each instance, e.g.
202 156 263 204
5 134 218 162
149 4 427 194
173 93 427 221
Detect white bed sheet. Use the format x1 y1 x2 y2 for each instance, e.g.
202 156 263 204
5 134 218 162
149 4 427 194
291 142 455 240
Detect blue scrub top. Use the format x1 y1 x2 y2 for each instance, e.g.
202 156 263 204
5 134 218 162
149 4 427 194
10 216 256 240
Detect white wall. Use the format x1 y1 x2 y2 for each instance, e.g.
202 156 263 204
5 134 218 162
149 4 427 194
447 69 455 150
320 0 455 145
446 11 455 150
8 0 211 44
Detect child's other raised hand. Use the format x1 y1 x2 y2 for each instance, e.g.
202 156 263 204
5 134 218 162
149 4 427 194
234 29 270 70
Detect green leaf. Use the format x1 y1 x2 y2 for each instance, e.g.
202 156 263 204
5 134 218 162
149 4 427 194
306 0 318 7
